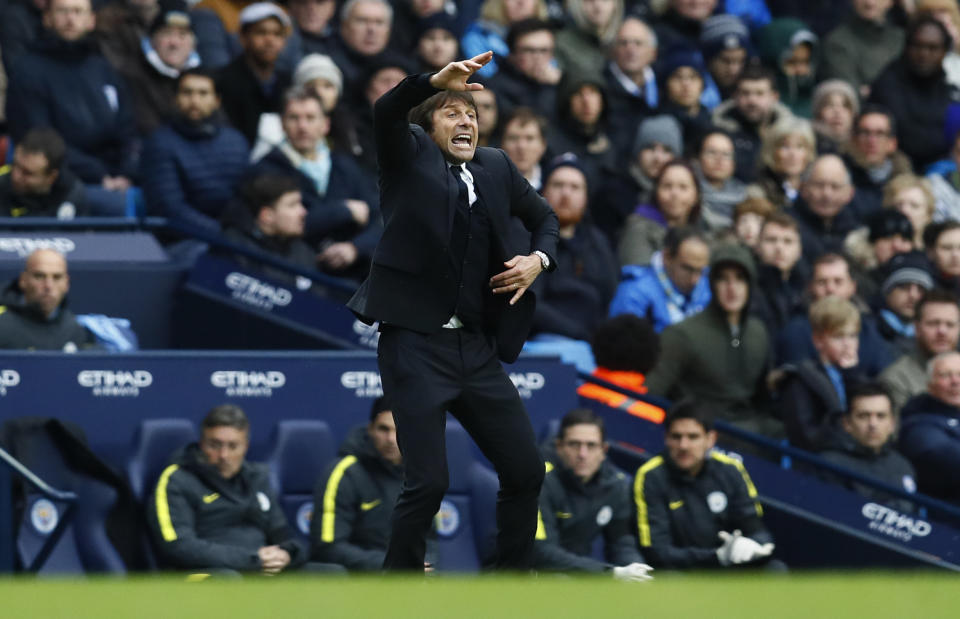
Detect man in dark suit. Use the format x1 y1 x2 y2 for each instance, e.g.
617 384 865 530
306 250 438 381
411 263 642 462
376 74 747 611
347 51 559 571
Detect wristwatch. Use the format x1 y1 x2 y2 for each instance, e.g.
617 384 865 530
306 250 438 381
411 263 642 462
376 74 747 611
533 250 550 271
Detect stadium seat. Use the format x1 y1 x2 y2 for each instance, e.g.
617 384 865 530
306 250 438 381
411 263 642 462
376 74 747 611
125 419 197 501
262 420 335 542
434 421 484 571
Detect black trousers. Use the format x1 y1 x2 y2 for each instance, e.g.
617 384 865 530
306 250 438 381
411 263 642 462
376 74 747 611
377 326 544 571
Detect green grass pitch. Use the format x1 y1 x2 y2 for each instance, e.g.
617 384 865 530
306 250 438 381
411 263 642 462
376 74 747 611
0 572 958 619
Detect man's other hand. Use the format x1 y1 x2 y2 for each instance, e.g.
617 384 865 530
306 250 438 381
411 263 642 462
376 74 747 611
612 562 654 582
258 545 291 575
345 199 370 226
429 52 493 91
318 242 359 270
490 254 543 305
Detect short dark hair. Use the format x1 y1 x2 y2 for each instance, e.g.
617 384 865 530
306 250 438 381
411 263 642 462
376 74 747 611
697 128 733 155
855 103 897 137
17 128 66 172
369 395 393 423
591 315 660 373
238 174 301 217
924 220 960 249
811 252 851 275
408 90 478 134
761 211 800 234
664 399 714 433
559 408 606 442
915 288 960 323
202 404 250 433
845 381 892 416
177 66 219 95
654 160 701 223
506 18 554 51
282 85 325 117
503 106 548 140
907 14 952 50
736 63 776 91
663 224 708 256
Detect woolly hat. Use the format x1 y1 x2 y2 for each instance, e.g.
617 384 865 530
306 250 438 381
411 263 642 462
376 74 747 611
700 15 750 61
881 251 934 296
633 115 683 157
293 54 343 95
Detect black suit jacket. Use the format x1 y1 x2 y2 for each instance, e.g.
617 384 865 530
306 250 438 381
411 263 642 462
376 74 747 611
347 73 559 362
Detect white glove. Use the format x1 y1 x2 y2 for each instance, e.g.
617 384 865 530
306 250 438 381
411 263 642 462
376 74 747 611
612 562 654 582
717 530 774 566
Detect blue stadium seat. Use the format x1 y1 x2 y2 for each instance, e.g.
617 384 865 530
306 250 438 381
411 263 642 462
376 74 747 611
125 418 197 501
468 461 500 567
434 421 484 571
263 420 335 542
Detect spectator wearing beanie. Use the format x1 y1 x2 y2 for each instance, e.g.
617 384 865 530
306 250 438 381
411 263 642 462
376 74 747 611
414 12 461 73
811 79 860 155
873 252 935 356
844 209 916 301
657 46 712 154
699 14 751 109
595 114 683 244
755 18 819 119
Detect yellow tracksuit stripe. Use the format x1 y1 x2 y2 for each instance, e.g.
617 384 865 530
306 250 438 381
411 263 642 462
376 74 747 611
321 455 357 543
155 464 180 542
711 452 764 516
634 456 663 547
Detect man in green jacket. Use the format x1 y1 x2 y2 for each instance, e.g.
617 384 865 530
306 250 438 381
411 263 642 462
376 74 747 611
821 0 904 98
645 243 781 438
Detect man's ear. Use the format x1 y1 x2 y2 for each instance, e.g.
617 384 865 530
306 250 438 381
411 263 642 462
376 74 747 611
705 430 717 450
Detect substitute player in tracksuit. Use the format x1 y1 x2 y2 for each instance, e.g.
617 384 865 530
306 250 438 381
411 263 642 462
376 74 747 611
634 400 777 569
148 405 307 573
310 397 404 570
535 408 652 581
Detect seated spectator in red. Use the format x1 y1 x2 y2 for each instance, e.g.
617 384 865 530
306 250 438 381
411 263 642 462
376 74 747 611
534 408 652 580
752 212 808 336
489 18 562 123
645 243 778 437
140 68 250 235
0 128 88 219
792 154 859 269
881 289 960 414
633 399 777 569
577 314 665 424
0 249 96 351
869 16 954 171
820 382 917 513
500 107 549 191
899 351 960 502
779 297 864 452
528 154 619 342
216 3 292 144
617 160 703 267
252 87 380 277
5 0 139 212
107 8 203 135
873 252 934 358
326 0 394 102
775 253 896 377
220 174 316 284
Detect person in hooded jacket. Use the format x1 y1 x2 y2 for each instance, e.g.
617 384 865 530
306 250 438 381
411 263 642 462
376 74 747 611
644 242 779 437
548 73 616 195
0 249 96 351
755 18 818 119
310 396 404 571
148 405 308 573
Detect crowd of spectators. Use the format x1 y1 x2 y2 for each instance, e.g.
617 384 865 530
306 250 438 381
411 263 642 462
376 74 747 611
4 0 960 512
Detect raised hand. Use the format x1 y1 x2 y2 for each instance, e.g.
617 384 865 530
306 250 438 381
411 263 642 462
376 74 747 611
429 52 494 92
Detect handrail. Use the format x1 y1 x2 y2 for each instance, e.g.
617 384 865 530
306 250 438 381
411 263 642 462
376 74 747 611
0 445 78 572
576 371 960 523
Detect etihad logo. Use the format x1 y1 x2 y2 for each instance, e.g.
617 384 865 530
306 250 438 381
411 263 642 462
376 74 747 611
77 370 152 397
340 371 382 397
0 237 76 257
509 372 545 399
0 369 20 396
210 371 286 397
861 502 932 542
224 272 293 310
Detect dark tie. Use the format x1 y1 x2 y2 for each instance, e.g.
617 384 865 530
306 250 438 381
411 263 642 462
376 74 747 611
449 165 469 209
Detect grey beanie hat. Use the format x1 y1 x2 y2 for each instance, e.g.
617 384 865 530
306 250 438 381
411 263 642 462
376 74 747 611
293 54 343 95
633 115 683 157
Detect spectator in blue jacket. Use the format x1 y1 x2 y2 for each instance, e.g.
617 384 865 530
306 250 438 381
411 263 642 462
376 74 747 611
608 225 711 333
776 253 896 377
252 87 380 278
140 68 249 235
899 350 960 502
6 0 139 214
